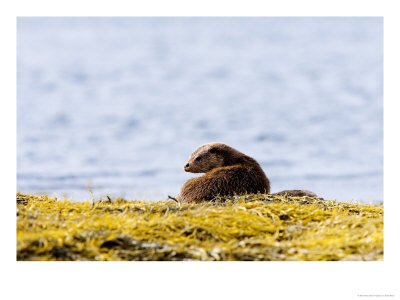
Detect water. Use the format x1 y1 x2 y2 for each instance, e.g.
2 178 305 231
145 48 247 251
17 17 383 202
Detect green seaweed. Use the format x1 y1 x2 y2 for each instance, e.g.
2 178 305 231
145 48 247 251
16 193 383 261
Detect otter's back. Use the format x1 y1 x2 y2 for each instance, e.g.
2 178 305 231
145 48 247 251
178 164 270 202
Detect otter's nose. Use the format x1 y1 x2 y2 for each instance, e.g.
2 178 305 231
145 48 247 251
185 163 189 168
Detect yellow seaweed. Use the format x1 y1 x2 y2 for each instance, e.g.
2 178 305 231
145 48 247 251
16 193 383 261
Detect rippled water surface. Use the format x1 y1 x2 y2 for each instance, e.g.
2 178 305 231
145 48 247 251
17 17 383 202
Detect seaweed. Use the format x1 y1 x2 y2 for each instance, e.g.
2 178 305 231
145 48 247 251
16 192 383 261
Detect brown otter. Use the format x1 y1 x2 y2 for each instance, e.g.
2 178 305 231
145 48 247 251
176 142 319 203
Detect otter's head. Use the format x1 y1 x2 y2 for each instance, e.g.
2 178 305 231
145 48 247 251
183 143 227 173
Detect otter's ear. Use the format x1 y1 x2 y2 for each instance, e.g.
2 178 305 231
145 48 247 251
209 148 217 154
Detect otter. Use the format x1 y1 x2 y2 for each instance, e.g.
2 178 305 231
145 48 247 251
176 142 319 203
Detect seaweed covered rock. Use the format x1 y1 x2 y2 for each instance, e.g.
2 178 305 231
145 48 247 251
16 193 383 261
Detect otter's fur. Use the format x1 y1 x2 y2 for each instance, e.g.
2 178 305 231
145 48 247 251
177 143 270 203
177 142 320 203
273 189 318 198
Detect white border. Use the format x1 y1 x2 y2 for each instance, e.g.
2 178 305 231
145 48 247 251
2 1 399 299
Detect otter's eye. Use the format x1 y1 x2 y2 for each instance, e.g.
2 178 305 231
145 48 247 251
195 156 201 161
209 148 216 153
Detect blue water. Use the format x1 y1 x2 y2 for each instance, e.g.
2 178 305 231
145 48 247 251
17 17 383 202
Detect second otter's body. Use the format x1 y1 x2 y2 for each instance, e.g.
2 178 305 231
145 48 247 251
177 143 270 203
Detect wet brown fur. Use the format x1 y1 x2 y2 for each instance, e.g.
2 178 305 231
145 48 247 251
177 143 320 203
273 189 318 198
177 143 270 203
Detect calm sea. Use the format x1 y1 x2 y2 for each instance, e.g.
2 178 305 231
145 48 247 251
17 17 383 202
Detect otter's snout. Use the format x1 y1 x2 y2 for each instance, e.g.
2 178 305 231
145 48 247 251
184 163 190 171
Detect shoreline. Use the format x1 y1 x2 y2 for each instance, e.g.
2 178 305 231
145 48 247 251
17 193 383 261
